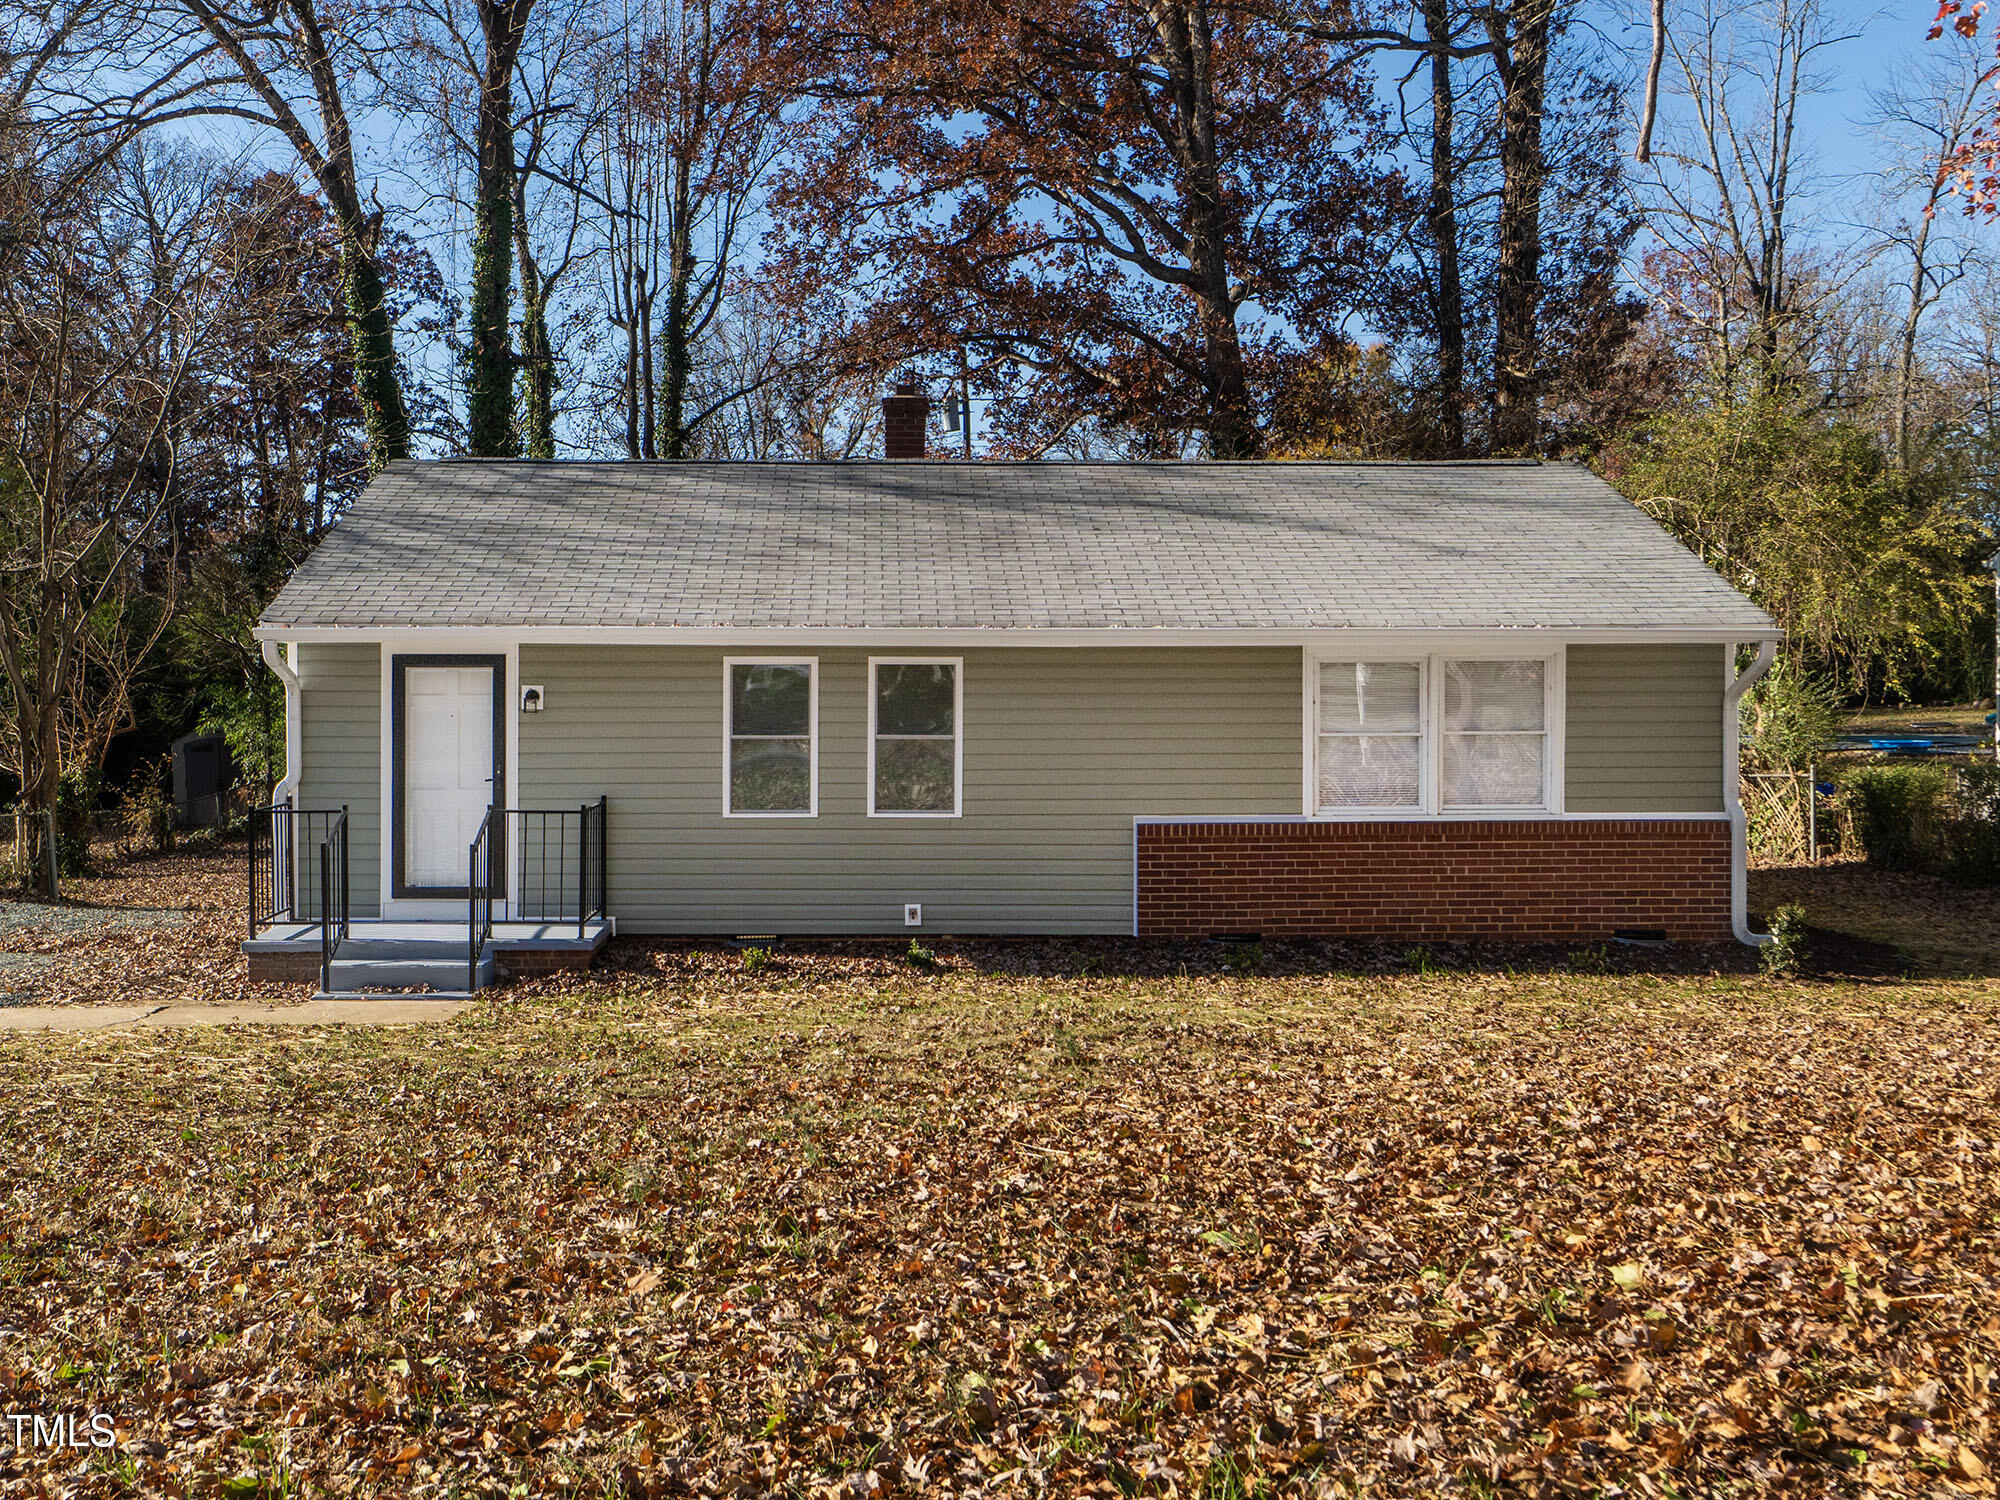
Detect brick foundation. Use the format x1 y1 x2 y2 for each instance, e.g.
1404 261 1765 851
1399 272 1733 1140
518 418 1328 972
246 950 323 984
496 949 597 977
1136 819 1733 942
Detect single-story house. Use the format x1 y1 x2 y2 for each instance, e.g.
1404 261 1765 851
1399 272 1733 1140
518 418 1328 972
245 422 1778 991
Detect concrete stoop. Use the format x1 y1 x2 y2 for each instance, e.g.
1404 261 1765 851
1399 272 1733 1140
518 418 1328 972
246 918 611 990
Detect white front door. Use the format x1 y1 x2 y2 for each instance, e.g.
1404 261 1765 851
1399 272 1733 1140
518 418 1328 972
403 665 496 889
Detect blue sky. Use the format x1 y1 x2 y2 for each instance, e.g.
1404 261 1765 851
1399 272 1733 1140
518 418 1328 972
1624 1 1986 245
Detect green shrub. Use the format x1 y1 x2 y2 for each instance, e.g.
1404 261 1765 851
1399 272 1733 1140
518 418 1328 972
1838 760 2000 885
904 939 939 971
116 755 175 855
1742 659 1841 771
1762 904 1809 976
54 772 97 877
1946 760 2000 885
1840 763 1956 871
1566 943 1611 974
740 945 774 974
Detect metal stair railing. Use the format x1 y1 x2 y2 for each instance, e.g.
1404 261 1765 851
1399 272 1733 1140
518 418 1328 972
467 808 496 993
318 810 350 993
249 801 348 935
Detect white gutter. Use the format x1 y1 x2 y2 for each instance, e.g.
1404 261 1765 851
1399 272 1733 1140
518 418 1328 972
260 638 300 806
1723 639 1777 946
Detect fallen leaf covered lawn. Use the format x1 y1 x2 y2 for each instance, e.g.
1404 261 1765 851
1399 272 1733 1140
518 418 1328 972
0 846 293 1010
2 962 1995 1497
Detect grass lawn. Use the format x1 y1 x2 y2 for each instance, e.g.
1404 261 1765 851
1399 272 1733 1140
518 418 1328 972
1838 704 1992 739
0 857 1996 1496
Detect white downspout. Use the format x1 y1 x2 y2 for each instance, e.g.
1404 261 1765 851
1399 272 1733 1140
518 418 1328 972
261 638 301 806
1723 639 1777 946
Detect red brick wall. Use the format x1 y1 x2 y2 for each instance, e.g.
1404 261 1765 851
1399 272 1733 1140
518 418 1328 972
882 392 930 458
246 950 322 984
498 949 596 976
1136 819 1733 942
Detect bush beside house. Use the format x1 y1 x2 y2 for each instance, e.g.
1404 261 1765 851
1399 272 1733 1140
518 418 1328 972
1838 760 2000 885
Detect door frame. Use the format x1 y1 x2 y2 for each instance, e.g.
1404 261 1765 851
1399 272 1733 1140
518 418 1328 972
390 653 507 900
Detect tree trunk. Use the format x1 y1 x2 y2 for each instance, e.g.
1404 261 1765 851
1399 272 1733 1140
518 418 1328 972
1894 211 1934 472
467 0 527 457
518 284 555 459
1161 0 1258 459
170 0 414 470
661 155 695 459
511 174 556 458
26 575 60 898
1422 0 1465 456
1488 0 1552 455
336 227 412 469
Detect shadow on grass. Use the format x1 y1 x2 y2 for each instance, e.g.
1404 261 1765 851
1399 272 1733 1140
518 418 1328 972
581 930 1772 988
1751 859 2000 980
573 862 1994 989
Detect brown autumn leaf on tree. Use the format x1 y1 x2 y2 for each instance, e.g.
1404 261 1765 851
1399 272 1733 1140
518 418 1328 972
1929 1 2000 213
766 0 1397 458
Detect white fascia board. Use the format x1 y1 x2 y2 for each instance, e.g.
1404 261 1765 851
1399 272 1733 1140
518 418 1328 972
255 623 1782 647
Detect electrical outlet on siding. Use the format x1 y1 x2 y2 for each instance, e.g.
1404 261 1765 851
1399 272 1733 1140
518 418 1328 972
904 903 922 927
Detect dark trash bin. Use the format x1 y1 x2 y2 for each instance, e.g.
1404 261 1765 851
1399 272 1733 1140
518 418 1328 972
172 732 231 828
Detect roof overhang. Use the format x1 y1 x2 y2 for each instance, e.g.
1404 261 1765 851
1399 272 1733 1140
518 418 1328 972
254 623 1783 647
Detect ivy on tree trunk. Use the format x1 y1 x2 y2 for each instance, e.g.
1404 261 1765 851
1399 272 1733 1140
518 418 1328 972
466 0 536 457
338 228 412 470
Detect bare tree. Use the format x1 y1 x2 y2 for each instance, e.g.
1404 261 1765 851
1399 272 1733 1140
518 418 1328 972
1639 0 1856 397
1486 0 1555 452
1867 33 1988 468
377 0 603 456
1416 0 1476 453
0 145 235 890
580 0 800 459
83 0 415 468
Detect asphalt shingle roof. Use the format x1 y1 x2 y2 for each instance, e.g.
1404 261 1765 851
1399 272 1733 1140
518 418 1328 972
259 459 1777 634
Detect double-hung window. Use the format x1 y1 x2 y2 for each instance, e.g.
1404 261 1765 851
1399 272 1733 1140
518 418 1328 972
725 659 816 815
1442 658 1547 809
1316 661 1425 810
870 658 961 815
1313 653 1555 814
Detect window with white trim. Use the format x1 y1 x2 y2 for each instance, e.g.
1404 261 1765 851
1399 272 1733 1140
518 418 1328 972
1316 660 1424 810
1313 653 1556 814
725 659 815 815
870 658 961 815
1442 658 1546 808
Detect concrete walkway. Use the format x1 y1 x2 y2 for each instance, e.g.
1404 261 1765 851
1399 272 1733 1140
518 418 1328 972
0 999 471 1032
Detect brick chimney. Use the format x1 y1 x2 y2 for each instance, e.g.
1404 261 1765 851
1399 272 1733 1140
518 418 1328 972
882 383 930 459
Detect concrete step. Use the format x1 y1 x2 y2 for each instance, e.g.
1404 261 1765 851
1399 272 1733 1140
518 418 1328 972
311 991 482 1003
326 953 496 993
335 936 469 962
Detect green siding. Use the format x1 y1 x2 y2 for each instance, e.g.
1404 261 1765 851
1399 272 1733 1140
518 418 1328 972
1564 644 1726 813
290 638 1731 930
518 645 1303 934
296 642 382 913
